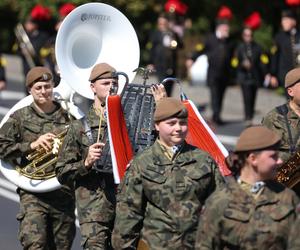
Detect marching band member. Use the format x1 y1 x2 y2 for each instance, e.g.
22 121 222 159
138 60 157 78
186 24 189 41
0 67 76 249
56 63 119 249
262 67 300 196
112 97 224 250
195 126 299 249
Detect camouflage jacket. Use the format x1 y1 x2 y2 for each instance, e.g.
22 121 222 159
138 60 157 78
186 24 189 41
112 140 225 250
0 102 73 195
56 105 115 224
262 102 300 163
195 176 299 250
287 204 300 250
55 105 111 184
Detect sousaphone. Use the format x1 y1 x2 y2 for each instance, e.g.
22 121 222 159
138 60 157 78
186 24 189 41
55 2 140 99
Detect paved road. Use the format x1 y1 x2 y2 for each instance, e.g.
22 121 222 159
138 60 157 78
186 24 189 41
0 54 286 249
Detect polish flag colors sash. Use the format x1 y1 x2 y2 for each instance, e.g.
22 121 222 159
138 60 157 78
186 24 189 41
182 100 231 176
106 95 134 184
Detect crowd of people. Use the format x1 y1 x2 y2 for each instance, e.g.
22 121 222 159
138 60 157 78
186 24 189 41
1 1 300 250
184 8 300 127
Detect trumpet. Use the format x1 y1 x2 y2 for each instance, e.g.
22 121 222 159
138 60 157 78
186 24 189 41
16 128 69 180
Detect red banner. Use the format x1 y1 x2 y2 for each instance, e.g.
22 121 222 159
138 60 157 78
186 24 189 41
106 95 134 184
183 100 231 176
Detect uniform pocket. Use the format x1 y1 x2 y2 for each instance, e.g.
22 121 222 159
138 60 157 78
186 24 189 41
187 163 211 180
268 204 294 221
224 202 252 222
23 121 41 134
142 165 167 184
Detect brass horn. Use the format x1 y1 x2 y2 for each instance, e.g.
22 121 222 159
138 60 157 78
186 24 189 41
17 127 69 180
55 2 140 99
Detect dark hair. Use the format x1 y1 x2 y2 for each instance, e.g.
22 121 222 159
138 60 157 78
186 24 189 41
226 150 265 175
174 108 188 119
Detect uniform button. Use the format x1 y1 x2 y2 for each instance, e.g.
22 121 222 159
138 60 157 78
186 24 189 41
224 210 232 217
242 207 250 213
173 164 179 170
254 212 260 220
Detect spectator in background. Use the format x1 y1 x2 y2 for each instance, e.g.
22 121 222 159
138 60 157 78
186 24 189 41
14 4 51 80
41 3 76 85
186 6 235 125
270 9 300 94
234 12 269 127
147 13 184 96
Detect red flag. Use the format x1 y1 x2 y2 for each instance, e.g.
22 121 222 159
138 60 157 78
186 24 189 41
106 95 134 184
183 100 231 176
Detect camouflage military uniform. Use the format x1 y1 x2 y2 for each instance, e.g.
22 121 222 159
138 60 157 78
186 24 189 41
195 176 299 250
262 103 300 163
287 204 300 249
112 140 224 250
0 102 76 250
56 106 115 249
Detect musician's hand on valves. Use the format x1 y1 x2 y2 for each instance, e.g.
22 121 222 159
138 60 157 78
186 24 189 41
84 142 105 169
30 133 56 152
151 83 167 102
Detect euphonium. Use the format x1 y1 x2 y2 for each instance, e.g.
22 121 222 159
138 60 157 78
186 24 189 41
16 127 69 180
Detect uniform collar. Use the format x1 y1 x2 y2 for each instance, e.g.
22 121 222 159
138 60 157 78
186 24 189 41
29 101 67 122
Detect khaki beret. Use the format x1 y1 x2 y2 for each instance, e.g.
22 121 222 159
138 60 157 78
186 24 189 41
285 68 300 88
235 125 281 152
89 63 116 82
26 66 53 88
154 97 188 122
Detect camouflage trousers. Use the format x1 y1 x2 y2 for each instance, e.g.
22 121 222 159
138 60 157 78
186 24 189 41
17 189 76 250
76 173 116 250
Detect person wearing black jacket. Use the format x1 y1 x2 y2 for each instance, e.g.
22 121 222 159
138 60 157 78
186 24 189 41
190 20 234 125
235 27 268 126
270 9 300 91
147 14 183 96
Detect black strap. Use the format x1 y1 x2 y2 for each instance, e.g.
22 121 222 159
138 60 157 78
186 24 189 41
276 104 299 154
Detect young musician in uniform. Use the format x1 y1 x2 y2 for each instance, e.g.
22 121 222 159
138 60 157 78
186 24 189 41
56 63 119 249
0 66 76 249
195 126 299 249
262 67 300 195
112 97 224 249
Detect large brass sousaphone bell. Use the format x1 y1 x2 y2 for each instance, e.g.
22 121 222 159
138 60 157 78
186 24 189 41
55 2 140 99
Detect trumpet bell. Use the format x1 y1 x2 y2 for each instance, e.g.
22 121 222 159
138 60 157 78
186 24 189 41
56 3 140 99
